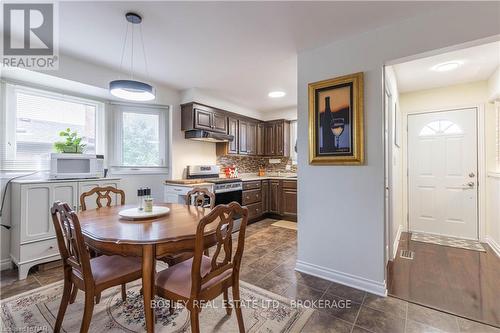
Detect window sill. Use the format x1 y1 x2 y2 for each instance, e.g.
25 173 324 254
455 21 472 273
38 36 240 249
109 166 169 176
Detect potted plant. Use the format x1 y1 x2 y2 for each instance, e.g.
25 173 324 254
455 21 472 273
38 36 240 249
54 128 86 153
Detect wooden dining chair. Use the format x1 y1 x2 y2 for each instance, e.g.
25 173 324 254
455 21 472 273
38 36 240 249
51 201 142 333
79 186 126 258
79 186 125 211
155 202 249 333
186 188 215 209
160 188 215 266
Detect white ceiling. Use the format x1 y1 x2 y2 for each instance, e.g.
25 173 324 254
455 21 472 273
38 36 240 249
48 2 449 111
393 41 500 93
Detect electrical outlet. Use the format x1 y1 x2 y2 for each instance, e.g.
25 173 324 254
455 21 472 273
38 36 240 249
285 164 291 171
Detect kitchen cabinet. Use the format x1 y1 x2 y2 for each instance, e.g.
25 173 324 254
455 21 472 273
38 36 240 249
247 122 257 155
266 120 290 157
227 117 239 154
282 180 297 218
10 178 120 280
238 120 257 155
183 101 290 158
261 180 269 213
242 180 263 220
257 123 265 156
243 179 296 221
181 102 228 134
264 123 275 156
238 120 248 154
269 180 281 214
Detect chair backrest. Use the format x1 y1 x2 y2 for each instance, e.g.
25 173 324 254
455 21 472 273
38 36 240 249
51 201 92 281
186 187 215 209
190 201 248 297
80 186 125 211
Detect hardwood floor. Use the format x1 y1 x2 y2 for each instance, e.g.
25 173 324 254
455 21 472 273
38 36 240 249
388 232 500 329
2 222 499 332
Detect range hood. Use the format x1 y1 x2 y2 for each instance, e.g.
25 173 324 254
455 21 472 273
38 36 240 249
184 130 234 143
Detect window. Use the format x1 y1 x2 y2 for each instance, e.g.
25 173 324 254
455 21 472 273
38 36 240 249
111 103 168 173
419 120 463 137
1 84 103 171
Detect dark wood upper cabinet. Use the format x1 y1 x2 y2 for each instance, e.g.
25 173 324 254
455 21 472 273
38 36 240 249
212 112 228 133
182 102 290 158
264 124 275 156
227 117 239 154
238 120 248 154
257 123 265 156
247 122 257 155
194 108 212 130
269 120 290 157
181 102 228 133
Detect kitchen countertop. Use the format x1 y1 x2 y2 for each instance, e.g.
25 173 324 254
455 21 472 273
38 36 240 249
164 173 297 186
239 173 297 181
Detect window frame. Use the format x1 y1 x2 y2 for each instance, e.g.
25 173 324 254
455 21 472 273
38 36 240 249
1 82 104 171
110 102 169 175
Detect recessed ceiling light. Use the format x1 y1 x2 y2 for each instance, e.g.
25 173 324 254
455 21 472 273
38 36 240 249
431 61 464 72
268 91 286 98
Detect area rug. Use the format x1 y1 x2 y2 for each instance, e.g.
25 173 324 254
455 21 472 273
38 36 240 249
411 232 486 252
0 279 313 332
271 220 297 231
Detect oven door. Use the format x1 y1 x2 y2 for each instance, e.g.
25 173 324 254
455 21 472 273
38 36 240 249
215 190 242 206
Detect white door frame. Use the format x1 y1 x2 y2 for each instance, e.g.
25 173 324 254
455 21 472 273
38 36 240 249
403 105 486 241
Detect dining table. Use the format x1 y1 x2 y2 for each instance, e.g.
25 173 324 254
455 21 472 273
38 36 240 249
77 203 216 333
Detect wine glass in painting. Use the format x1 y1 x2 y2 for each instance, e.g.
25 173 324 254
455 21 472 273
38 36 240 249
330 118 345 149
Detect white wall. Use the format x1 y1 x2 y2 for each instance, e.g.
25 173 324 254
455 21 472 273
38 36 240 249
181 88 263 120
385 66 403 260
260 107 297 121
296 3 499 296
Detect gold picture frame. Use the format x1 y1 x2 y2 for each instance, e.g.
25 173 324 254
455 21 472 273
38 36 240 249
308 72 364 165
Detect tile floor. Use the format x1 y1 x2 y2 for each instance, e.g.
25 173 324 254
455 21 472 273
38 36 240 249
1 218 499 333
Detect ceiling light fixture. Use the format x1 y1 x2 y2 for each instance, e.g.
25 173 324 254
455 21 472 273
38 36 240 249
268 91 286 98
109 12 155 101
431 61 464 72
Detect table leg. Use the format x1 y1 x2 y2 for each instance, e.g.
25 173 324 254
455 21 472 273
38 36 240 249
142 244 155 333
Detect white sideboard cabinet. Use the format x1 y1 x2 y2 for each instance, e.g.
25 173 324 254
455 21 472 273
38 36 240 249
10 178 120 279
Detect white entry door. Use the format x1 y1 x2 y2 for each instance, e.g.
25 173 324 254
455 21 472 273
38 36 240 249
408 108 478 239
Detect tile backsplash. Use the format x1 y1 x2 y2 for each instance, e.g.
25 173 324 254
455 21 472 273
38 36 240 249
216 155 297 174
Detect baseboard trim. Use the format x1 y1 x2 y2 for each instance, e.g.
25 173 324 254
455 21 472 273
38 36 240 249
485 236 500 258
0 258 12 271
295 260 387 297
392 224 403 260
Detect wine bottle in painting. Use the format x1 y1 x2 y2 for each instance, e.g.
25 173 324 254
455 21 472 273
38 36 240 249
321 96 336 152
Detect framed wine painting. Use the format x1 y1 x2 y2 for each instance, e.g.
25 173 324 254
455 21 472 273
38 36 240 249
308 72 364 165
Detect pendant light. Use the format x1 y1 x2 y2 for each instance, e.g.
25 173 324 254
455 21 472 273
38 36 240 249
109 12 155 101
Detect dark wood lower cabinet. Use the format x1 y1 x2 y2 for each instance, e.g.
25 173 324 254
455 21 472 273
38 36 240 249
243 179 296 221
282 188 297 218
261 180 269 213
269 180 281 214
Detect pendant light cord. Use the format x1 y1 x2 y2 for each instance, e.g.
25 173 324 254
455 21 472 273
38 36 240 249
130 23 134 80
119 22 129 76
139 24 150 78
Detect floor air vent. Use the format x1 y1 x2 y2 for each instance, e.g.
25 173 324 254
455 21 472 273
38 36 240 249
400 249 414 260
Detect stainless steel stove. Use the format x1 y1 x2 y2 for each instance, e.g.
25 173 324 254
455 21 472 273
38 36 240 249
187 165 242 203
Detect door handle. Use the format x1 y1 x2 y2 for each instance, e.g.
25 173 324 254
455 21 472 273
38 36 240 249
461 181 475 189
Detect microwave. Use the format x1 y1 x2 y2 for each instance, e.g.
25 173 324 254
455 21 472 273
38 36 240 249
50 153 104 179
